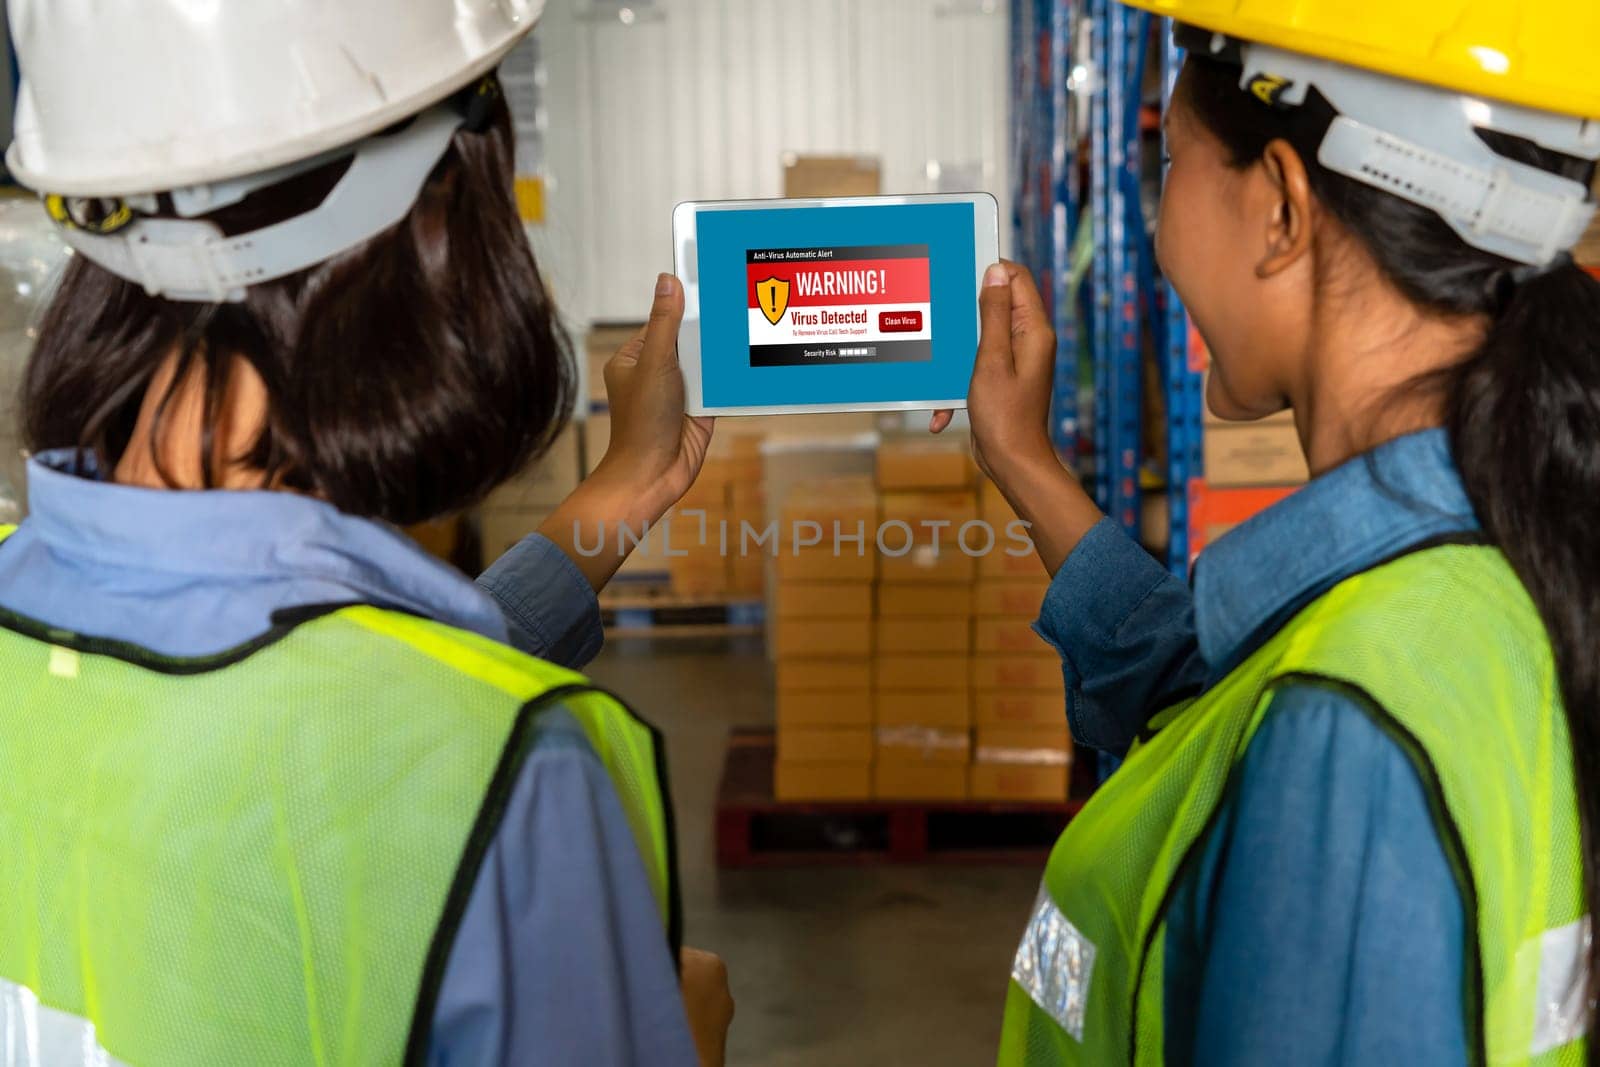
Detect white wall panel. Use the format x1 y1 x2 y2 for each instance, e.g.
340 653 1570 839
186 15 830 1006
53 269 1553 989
535 0 1012 325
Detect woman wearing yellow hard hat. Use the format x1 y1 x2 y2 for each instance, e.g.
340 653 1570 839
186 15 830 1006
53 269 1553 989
0 1 731 1064
954 0 1600 1062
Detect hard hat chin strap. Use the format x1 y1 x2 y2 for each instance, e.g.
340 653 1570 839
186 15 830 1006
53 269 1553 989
47 103 465 303
1191 29 1600 267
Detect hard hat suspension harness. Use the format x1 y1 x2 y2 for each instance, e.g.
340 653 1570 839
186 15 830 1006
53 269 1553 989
1179 26 1600 268
40 77 504 304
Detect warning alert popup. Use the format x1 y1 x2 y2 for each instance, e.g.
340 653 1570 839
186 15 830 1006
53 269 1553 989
745 245 932 367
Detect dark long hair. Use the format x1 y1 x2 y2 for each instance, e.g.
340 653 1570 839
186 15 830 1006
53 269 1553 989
1180 53 1600 1049
23 90 574 526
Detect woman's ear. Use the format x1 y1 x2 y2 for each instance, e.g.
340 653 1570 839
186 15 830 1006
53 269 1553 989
1256 138 1315 279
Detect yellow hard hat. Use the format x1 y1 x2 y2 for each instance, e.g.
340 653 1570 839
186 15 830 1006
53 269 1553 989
1117 0 1600 120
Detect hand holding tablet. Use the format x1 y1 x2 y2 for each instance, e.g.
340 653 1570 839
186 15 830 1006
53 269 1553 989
673 193 999 416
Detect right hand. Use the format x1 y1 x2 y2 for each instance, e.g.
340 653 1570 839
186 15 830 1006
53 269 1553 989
931 261 1060 489
931 261 1102 576
680 947 734 1067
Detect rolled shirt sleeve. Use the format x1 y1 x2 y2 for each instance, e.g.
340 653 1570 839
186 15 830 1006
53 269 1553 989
1032 518 1208 755
478 533 605 669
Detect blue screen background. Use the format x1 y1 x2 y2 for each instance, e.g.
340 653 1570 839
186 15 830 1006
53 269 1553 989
694 203 978 408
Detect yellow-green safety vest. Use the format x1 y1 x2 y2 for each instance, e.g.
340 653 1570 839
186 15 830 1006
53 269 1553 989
998 542 1587 1066
0 525 680 1065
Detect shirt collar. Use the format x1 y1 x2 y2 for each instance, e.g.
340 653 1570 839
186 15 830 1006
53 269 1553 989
1192 428 1479 680
24 449 508 644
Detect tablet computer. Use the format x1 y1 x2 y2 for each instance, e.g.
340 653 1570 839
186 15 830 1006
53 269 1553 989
673 193 999 417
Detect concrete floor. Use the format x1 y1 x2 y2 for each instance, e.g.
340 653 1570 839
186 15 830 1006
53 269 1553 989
589 637 1041 1067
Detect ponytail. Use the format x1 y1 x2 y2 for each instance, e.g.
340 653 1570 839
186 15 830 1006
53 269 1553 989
1445 263 1600 1006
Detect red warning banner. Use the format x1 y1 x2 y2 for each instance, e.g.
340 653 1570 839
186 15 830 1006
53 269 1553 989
745 257 931 310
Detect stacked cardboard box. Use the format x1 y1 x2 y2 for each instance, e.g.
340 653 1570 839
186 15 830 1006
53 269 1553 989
667 450 734 599
773 477 878 800
960 476 1075 799
970 483 1071 801
872 440 977 800
1199 367 1309 548
478 424 583 562
724 435 768 599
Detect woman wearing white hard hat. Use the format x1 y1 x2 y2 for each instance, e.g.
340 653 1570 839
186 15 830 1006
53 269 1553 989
942 0 1600 1061
0 2 729 1065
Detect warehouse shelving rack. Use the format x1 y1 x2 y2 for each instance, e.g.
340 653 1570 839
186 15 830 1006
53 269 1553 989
1010 0 1205 576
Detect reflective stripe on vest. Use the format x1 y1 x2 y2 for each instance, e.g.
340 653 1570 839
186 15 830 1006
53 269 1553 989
997 544 1586 1066
0 586 678 1066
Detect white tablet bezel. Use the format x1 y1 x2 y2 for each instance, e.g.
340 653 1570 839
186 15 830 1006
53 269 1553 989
672 192 1000 418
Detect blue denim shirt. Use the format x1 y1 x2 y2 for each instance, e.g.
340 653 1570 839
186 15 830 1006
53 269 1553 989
0 452 697 1067
1035 429 1479 1064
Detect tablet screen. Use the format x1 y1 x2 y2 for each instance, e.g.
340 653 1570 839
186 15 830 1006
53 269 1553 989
692 202 978 410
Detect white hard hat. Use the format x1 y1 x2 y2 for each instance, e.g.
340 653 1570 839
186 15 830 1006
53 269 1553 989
5 0 546 303
7 0 547 197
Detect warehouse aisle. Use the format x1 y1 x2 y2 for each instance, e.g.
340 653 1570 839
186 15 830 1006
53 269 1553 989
589 637 1042 1067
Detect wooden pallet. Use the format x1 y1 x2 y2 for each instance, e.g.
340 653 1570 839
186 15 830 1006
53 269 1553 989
714 728 1092 867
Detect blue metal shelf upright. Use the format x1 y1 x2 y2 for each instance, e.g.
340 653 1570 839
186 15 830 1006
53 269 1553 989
1010 4 1203 574
1010 0 1079 469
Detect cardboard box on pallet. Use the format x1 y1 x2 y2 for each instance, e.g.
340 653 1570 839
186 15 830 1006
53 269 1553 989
1202 423 1309 488
778 660 873 692
971 654 1064 693
779 726 874 764
878 543 977 584
875 654 971 691
777 582 874 619
876 616 970 655
974 618 1052 655
776 761 873 802
781 476 878 532
778 688 873 728
775 476 879 581
877 583 973 618
875 725 971 765
876 438 976 491
969 762 1070 803
973 578 1050 619
774 618 873 659
776 545 877 582
876 690 971 730
879 490 979 537
874 761 969 801
976 725 1072 763
667 558 729 598
971 713 1073 804
784 153 881 198
974 691 1067 729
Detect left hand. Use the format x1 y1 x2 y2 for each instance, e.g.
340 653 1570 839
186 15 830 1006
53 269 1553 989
592 273 715 520
680 947 734 1067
